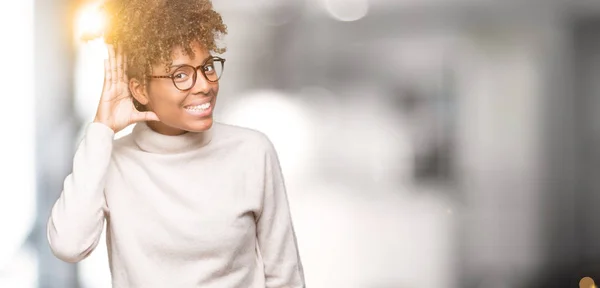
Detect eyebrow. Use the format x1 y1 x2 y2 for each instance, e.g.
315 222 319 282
169 55 213 69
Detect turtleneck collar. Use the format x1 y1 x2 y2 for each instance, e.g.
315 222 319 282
131 122 213 154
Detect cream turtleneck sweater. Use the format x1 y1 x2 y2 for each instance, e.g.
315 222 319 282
47 121 305 288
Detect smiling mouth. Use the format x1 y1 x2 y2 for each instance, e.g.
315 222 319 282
184 102 211 112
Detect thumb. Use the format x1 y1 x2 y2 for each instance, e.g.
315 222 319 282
131 111 160 123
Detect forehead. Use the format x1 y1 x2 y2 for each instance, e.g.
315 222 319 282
171 41 211 65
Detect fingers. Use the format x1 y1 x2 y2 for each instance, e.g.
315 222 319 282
108 44 117 84
116 45 123 82
131 111 160 123
123 54 128 82
103 59 111 97
103 44 128 101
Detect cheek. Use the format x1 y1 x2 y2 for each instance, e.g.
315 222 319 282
148 85 184 109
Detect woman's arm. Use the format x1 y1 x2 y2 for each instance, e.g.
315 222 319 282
46 122 114 263
255 137 305 288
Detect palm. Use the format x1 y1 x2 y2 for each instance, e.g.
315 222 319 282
102 88 136 131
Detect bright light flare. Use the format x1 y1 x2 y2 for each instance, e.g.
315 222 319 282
75 2 106 41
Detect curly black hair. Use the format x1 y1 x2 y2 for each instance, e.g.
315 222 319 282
101 0 228 82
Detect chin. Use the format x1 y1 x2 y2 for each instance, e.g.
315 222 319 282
185 117 214 132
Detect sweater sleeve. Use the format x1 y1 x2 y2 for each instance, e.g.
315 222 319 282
47 122 114 263
256 138 305 288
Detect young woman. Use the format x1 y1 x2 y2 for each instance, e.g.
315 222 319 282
46 0 305 287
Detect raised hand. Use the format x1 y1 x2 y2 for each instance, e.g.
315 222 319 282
93 44 159 133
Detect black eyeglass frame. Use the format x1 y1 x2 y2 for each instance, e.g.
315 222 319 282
147 56 226 91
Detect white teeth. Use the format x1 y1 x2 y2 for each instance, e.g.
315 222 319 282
185 102 210 111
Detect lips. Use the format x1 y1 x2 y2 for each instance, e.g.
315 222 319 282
184 102 211 112
184 98 212 110
182 98 214 118
184 98 211 107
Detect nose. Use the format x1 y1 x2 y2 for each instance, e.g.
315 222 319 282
190 69 211 95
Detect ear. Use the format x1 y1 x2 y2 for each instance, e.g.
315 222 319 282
129 78 149 105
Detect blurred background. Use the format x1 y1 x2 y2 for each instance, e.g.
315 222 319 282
3 0 600 287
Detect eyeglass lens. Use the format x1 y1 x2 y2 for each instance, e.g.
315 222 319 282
172 59 223 90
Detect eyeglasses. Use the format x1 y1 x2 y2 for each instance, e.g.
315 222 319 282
147 56 225 91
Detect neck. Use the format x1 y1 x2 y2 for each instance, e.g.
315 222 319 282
147 121 188 136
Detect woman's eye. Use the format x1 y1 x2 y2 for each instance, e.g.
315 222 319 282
174 73 188 79
204 65 215 74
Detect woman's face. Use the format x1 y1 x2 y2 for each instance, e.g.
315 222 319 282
134 41 219 135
